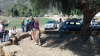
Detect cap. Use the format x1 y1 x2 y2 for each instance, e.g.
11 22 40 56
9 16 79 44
35 19 38 20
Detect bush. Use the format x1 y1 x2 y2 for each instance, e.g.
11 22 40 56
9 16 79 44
8 4 32 17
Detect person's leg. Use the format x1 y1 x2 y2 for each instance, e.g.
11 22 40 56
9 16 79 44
39 29 41 36
4 35 6 42
23 27 24 32
0 38 1 43
7 35 9 41
1 38 3 42
1 33 3 42
26 25 28 32
59 28 62 37
22 27 24 32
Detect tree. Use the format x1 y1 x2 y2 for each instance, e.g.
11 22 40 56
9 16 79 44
29 0 82 17
0 10 3 15
29 0 100 38
81 0 100 37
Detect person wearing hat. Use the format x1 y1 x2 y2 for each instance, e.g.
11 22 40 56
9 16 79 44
0 21 4 43
32 19 41 45
59 18 64 38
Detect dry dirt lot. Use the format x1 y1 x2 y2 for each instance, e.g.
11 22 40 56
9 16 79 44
17 34 100 56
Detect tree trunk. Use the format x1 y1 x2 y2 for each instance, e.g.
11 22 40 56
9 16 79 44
79 0 100 40
80 0 93 38
68 15 70 19
80 14 92 37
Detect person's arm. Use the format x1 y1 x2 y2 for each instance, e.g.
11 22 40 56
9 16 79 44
3 24 8 26
14 30 17 34
3 21 10 27
61 22 64 28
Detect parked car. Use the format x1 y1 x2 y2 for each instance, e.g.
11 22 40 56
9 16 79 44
62 20 82 31
92 21 100 31
44 14 49 17
44 20 57 30
62 20 100 31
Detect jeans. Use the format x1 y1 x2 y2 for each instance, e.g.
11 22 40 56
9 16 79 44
59 28 62 37
0 39 1 43
22 27 24 32
4 35 9 42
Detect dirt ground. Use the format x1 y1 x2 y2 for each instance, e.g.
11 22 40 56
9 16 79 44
18 34 78 56
16 34 100 56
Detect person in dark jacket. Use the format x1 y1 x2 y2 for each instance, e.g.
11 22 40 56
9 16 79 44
28 18 34 31
28 18 34 40
21 19 25 32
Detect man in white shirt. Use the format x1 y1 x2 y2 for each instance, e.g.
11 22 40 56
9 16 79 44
59 18 64 37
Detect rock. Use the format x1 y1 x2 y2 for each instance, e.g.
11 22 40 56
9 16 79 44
0 41 11 55
14 51 23 56
17 32 29 41
9 37 17 44
89 36 94 43
3 45 22 56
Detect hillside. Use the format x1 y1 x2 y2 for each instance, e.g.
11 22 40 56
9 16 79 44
0 0 29 14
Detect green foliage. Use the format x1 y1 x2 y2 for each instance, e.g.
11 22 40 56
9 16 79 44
53 11 58 15
8 4 32 17
29 0 82 16
29 0 49 16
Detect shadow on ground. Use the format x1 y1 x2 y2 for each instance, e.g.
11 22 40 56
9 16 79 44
41 34 100 56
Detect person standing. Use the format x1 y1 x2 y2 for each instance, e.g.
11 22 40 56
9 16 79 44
32 19 41 45
0 21 4 43
21 19 25 32
28 18 34 31
2 19 10 42
28 18 34 40
59 18 64 38
25 18 29 32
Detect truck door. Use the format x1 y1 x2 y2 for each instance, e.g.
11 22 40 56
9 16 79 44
69 22 76 31
76 22 82 31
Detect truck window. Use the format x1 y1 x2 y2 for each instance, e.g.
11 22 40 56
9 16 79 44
66 22 69 24
70 22 75 25
76 22 81 25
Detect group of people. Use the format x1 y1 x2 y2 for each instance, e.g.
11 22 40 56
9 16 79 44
0 17 63 43
21 18 40 33
21 17 64 38
0 17 40 43
0 19 17 43
21 18 41 45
